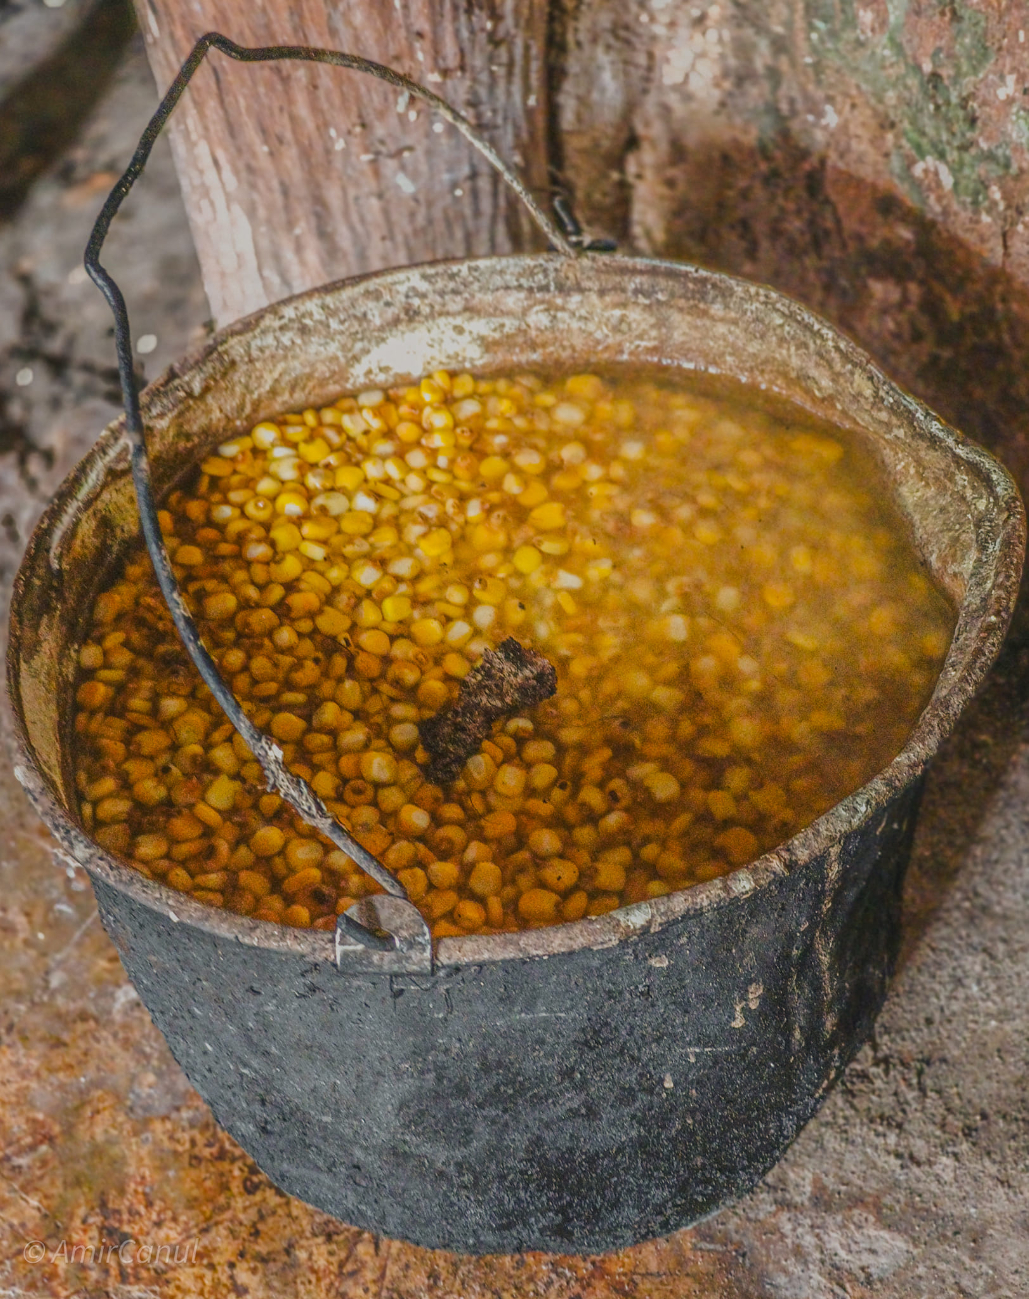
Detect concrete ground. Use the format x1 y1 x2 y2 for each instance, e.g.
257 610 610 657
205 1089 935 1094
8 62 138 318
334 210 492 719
0 8 1026 1297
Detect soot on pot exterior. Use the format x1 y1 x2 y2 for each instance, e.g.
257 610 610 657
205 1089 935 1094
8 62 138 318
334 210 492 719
82 788 918 1253
7 255 1023 1253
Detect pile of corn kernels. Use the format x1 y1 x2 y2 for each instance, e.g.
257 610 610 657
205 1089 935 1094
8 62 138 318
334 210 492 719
72 369 954 936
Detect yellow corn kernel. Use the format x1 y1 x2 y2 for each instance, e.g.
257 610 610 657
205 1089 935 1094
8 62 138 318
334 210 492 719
482 810 517 840
356 628 391 656
644 772 681 803
420 527 453 557
202 591 238 622
538 859 579 894
398 804 432 836
315 607 350 638
282 867 323 897
250 826 285 857
94 795 131 823
360 751 398 785
478 455 509 480
513 545 542 574
270 522 302 551
562 890 589 922
517 480 549 507
76 680 113 710
707 790 737 820
238 870 272 898
270 712 307 742
353 599 383 629
518 888 561 923
528 762 558 792
454 899 486 930
204 775 240 812
441 652 470 678
528 828 563 858
397 866 428 900
715 826 759 865
299 437 330 464
528 501 566 531
165 866 194 892
381 594 412 622
411 618 444 647
133 833 169 863
427 860 461 890
468 860 502 898
269 553 304 583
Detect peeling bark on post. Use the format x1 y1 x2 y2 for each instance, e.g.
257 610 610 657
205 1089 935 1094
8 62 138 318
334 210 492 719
132 0 550 326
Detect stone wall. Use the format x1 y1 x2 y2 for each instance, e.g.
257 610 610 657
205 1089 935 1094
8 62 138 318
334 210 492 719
559 0 1029 485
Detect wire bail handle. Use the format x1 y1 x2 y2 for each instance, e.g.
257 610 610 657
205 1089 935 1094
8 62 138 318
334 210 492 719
84 34 579 953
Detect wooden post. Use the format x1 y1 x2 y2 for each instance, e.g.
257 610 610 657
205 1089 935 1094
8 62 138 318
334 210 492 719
133 0 550 325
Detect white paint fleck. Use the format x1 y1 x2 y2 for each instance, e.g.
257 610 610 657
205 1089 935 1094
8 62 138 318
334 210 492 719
662 1073 674 1089
663 44 694 85
334 138 346 151
454 187 464 197
15 367 33 387
396 172 416 194
407 109 418 122
136 333 157 355
432 122 444 133
912 155 955 192
821 103 838 129
396 91 410 113
649 954 669 968
113 984 139 1015
998 73 1018 101
67 264 88 285
527 93 538 107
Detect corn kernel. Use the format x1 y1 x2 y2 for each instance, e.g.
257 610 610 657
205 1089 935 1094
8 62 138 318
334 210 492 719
75 364 954 940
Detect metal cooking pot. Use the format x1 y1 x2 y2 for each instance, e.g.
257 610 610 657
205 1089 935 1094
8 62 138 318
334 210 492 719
6 38 1024 1255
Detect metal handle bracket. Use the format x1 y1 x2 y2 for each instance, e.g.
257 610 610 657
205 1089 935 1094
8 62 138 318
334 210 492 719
83 33 579 950
335 896 433 974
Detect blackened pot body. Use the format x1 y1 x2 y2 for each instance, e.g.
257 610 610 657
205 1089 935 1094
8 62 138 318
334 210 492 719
91 781 919 1253
8 255 1024 1253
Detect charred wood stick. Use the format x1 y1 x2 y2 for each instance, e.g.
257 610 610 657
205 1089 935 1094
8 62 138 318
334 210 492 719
419 638 558 784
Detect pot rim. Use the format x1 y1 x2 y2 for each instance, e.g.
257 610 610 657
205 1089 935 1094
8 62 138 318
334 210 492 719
8 251 1025 969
